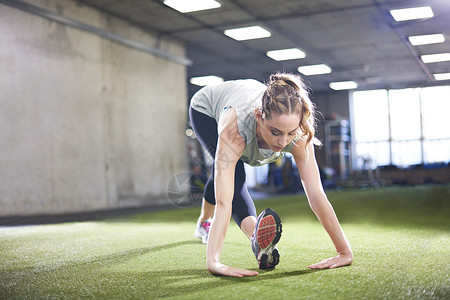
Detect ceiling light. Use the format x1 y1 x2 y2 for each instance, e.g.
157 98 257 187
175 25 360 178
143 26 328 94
224 26 271 41
421 53 450 63
408 34 445 46
163 0 221 13
266 48 306 61
190 75 224 86
297 64 332 76
329 81 358 90
390 6 433 21
434 73 450 81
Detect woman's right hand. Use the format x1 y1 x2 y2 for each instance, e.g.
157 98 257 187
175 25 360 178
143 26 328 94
207 261 259 277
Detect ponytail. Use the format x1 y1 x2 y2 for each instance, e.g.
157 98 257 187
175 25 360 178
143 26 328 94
261 72 321 147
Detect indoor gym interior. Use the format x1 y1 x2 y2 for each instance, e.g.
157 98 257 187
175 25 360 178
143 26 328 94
0 0 449 299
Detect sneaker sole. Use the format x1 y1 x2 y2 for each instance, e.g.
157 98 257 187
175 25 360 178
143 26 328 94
256 210 282 249
194 230 203 239
256 209 282 269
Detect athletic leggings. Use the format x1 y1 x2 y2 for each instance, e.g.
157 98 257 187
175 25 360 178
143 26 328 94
189 106 257 227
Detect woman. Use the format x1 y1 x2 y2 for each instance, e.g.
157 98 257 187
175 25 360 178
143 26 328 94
189 72 353 277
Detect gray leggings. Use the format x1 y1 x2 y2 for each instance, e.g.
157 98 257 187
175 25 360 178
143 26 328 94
189 106 257 227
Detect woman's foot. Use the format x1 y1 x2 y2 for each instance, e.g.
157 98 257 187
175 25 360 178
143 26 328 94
251 208 282 269
194 219 211 244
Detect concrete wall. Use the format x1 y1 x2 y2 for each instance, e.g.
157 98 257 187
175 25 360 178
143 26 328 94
0 0 188 216
312 90 350 121
310 90 350 167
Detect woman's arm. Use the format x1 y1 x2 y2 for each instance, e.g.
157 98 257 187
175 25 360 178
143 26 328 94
291 141 353 269
206 108 258 277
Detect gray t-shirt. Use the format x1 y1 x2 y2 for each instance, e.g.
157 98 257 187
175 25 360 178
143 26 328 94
190 79 299 166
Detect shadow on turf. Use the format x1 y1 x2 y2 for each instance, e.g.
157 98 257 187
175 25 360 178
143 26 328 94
2 240 328 299
215 268 322 281
78 240 201 267
144 268 324 298
4 240 200 275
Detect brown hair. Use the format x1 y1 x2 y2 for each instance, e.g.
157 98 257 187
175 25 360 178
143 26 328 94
261 72 320 147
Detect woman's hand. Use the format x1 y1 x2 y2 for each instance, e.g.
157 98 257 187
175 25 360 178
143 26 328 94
203 108 252 278
308 251 354 269
207 261 259 277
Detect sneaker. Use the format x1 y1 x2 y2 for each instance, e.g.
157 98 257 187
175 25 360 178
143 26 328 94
194 219 211 244
251 208 282 269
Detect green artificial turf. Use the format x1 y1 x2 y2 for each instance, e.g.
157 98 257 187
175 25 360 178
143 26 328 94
1 185 449 299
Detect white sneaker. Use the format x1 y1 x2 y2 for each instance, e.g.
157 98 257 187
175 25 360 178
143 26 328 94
194 219 211 244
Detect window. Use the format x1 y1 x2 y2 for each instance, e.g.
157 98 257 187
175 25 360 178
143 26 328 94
353 90 390 142
351 86 450 168
421 86 450 140
388 89 421 141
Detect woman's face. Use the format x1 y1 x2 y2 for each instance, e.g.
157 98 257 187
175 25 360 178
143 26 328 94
258 112 300 152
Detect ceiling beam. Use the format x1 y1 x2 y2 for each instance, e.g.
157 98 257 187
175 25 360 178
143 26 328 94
372 0 435 82
152 0 274 73
161 0 421 35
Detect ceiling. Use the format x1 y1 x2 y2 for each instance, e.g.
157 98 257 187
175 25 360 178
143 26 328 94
78 0 450 95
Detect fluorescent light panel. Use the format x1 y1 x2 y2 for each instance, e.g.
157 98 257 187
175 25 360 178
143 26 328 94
190 75 224 86
266 48 306 61
298 64 332 76
163 0 221 13
224 26 271 41
329 81 358 90
434 73 450 81
421 53 450 63
390 6 433 21
408 34 445 46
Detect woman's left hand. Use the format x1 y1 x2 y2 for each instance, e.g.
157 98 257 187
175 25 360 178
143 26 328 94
308 252 353 269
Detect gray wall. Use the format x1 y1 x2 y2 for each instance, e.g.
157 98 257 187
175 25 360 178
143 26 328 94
0 0 188 216
313 90 350 121
311 90 350 167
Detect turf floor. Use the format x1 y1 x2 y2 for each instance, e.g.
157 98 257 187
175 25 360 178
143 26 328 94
1 185 449 299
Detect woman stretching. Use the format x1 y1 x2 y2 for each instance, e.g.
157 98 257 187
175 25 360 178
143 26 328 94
189 72 353 277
